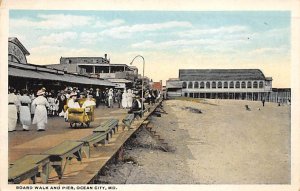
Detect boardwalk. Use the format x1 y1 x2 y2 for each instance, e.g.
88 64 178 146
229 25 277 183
8 103 159 184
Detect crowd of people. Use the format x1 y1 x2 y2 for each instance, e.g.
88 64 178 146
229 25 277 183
8 86 162 132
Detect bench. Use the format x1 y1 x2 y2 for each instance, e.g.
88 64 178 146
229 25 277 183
131 108 147 118
122 114 135 130
78 133 107 158
8 163 39 184
93 119 119 138
9 154 50 184
42 140 84 179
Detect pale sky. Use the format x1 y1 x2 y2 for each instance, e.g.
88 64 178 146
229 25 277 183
9 11 290 88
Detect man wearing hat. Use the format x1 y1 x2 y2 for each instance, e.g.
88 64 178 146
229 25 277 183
94 88 101 108
31 89 50 131
128 95 144 116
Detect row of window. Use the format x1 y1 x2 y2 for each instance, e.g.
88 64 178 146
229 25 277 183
182 81 264 89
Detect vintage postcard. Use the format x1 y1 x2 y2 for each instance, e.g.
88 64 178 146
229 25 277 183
1 0 299 191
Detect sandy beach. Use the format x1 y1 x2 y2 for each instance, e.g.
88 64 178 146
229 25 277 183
97 99 291 184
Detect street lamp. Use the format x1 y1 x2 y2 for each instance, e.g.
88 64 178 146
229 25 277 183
130 55 145 116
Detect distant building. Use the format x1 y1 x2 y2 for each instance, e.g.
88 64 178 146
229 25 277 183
166 78 182 97
150 80 163 91
8 37 30 64
8 37 115 91
167 69 273 101
45 55 138 89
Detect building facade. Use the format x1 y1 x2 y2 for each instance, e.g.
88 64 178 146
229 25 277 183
167 69 273 101
8 37 116 91
45 55 138 80
45 55 139 89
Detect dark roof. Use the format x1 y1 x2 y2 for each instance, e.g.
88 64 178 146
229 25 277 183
8 61 116 87
8 37 30 55
179 69 266 81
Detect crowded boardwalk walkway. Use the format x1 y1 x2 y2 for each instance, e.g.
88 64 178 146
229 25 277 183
9 102 160 184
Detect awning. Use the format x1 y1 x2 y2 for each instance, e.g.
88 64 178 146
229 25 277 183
9 67 64 81
9 67 115 87
107 78 132 83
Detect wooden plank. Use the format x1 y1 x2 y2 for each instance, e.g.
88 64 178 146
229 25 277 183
93 119 119 133
43 141 83 156
11 154 49 166
9 163 39 183
80 133 106 144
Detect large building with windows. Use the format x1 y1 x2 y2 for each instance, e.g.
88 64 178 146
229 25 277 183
167 69 273 101
45 55 139 89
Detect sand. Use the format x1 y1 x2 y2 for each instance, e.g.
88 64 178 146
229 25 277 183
96 99 291 184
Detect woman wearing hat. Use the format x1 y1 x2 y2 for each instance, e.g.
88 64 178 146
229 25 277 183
108 88 114 108
127 89 133 109
31 90 50 131
19 90 32 131
121 89 128 109
64 92 80 121
8 88 20 132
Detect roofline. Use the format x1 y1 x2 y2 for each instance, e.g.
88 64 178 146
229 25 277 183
8 37 30 56
60 56 105 59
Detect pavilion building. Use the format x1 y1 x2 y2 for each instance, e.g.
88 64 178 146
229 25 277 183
167 69 273 101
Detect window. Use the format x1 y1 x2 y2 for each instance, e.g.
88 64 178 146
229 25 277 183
200 82 204 89
247 81 252 88
253 81 258 88
188 82 193 88
182 82 187 88
224 82 228 88
212 81 216 89
241 81 246 88
259 81 264 88
217 82 222 89
235 81 240 88
229 81 234 88
194 82 199 88
206 82 210 89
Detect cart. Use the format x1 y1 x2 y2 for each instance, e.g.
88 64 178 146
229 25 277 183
64 98 95 128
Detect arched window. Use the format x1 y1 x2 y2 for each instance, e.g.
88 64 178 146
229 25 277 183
259 81 264 88
217 82 222 89
182 82 187 88
188 82 193 89
224 82 228 88
206 82 210 89
194 82 199 88
241 81 246 88
235 81 240 88
253 81 258 88
200 82 204 89
229 81 234 88
212 81 216 89
247 81 252 88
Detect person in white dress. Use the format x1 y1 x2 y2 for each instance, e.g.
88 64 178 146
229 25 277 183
8 88 20 132
121 89 128 109
127 89 133 109
64 92 80 121
108 88 114 108
82 95 96 108
31 90 50 131
19 90 32 131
